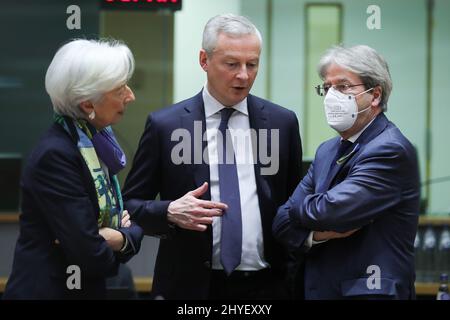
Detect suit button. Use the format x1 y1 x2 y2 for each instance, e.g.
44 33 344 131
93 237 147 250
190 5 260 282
203 261 211 269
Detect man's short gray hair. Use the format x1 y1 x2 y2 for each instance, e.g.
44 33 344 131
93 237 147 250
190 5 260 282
318 45 392 111
202 13 262 55
45 39 135 119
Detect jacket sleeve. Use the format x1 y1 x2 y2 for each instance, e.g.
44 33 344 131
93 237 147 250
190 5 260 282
115 221 144 263
122 114 172 237
29 148 119 278
290 141 417 232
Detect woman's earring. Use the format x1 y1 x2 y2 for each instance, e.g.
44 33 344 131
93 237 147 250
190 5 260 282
88 111 95 120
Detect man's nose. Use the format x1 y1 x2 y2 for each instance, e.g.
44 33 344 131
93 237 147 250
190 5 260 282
236 65 249 81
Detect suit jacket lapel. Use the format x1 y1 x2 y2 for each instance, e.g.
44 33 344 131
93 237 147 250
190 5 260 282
180 91 211 201
323 142 361 191
322 113 390 191
354 113 389 145
247 95 273 223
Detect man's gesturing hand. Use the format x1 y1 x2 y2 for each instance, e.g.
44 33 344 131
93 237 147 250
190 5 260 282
167 182 228 232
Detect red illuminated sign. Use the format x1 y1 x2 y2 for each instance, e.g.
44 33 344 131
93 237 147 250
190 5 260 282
101 0 182 11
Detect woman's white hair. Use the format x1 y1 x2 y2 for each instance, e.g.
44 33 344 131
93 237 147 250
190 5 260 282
45 38 135 119
202 13 262 55
318 45 392 111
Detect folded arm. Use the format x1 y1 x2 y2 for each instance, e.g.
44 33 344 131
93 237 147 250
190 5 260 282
290 142 410 232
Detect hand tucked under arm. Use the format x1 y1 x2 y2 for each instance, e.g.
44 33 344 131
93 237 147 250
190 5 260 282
312 228 360 242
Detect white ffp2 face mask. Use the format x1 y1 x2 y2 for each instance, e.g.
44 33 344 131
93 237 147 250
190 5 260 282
324 87 373 132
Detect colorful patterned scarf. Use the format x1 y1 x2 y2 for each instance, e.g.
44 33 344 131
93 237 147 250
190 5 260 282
54 114 124 229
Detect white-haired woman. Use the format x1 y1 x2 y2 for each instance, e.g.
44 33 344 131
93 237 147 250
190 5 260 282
4 39 143 299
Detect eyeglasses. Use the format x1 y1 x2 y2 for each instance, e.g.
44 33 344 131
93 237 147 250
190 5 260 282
315 83 366 96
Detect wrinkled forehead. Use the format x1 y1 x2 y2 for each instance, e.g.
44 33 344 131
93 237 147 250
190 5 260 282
210 35 260 62
324 63 362 84
214 33 261 50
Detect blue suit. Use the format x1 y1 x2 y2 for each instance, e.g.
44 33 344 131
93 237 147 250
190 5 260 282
4 122 143 299
123 91 302 299
273 113 420 299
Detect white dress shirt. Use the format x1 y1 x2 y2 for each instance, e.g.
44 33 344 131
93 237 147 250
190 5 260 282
202 85 269 271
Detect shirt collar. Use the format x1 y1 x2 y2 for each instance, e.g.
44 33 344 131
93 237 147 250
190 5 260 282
345 117 377 143
202 83 248 118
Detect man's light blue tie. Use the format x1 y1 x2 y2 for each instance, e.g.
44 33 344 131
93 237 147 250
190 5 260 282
218 108 242 275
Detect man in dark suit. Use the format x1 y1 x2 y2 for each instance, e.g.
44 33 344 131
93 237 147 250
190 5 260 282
123 14 302 300
273 45 420 299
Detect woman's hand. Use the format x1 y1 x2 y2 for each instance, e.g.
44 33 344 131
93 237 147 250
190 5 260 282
99 227 124 251
121 210 131 228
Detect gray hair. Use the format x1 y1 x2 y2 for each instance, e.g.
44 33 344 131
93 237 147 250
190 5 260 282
318 45 392 111
45 39 135 119
202 13 262 55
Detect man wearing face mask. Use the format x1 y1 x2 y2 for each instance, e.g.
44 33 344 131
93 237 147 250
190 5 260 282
273 45 420 299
